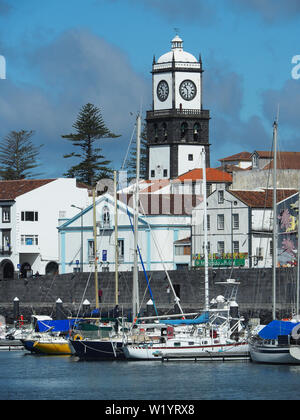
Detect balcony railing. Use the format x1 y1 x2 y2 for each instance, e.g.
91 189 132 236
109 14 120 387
146 109 210 119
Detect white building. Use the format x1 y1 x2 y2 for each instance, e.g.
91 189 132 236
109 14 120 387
0 178 90 279
58 192 194 273
192 187 298 269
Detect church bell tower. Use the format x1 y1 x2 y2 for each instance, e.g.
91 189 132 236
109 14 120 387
146 35 210 180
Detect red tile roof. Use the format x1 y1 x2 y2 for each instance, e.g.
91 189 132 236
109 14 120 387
253 151 273 159
219 152 252 162
0 179 56 200
230 189 298 208
174 168 232 183
263 152 300 170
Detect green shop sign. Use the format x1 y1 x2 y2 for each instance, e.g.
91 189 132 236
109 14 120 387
193 253 248 268
194 258 246 267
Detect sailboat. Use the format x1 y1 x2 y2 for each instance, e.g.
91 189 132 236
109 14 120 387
249 121 300 364
21 316 79 355
123 150 249 361
69 113 154 360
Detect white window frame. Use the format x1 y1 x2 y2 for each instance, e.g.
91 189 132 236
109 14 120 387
217 214 224 230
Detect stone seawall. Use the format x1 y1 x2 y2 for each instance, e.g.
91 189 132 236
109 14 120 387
0 267 298 324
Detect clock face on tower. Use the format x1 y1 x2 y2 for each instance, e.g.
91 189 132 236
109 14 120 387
179 79 197 101
157 80 169 102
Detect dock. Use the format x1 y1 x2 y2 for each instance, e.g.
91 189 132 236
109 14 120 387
0 340 24 351
161 351 250 362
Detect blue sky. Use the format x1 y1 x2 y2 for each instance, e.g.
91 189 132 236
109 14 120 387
0 0 299 178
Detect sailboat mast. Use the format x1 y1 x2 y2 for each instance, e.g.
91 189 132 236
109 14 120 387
93 188 99 310
297 186 300 316
132 114 141 321
272 121 278 320
114 171 119 306
202 149 209 311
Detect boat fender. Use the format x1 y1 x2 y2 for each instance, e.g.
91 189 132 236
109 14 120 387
74 334 83 341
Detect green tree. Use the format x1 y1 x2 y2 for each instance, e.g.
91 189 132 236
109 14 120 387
125 122 148 180
0 130 43 180
62 103 119 186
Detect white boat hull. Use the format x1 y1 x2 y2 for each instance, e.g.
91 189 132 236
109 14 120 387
123 342 249 361
250 343 300 364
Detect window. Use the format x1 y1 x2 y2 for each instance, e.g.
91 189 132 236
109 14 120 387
270 240 273 256
233 214 239 230
252 154 258 168
175 245 191 256
88 240 95 261
188 154 193 161
154 124 158 140
102 206 110 227
151 170 155 178
193 123 200 141
2 230 11 252
233 241 239 254
256 247 264 258
163 169 168 178
207 214 210 230
2 207 10 223
203 241 210 255
118 239 124 262
181 122 188 138
218 190 224 204
206 184 211 197
217 241 225 255
217 214 224 230
21 235 38 246
21 211 38 222
162 123 167 140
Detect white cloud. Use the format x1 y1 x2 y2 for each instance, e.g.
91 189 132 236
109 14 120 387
0 29 151 176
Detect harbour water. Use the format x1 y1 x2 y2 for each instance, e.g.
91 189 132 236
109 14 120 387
1 351 300 401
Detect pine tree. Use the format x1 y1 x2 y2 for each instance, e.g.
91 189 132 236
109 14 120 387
125 122 148 180
0 130 43 179
62 103 119 186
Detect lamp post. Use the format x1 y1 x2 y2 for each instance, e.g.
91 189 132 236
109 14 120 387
71 204 84 273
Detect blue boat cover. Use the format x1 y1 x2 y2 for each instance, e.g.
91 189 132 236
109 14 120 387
159 312 209 326
258 320 300 339
36 319 81 333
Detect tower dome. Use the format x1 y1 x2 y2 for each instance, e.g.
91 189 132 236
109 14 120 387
157 35 198 64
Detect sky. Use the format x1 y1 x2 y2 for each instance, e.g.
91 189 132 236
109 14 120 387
0 0 299 178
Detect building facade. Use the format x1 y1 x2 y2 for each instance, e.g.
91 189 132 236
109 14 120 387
192 187 298 269
0 178 90 279
58 192 193 273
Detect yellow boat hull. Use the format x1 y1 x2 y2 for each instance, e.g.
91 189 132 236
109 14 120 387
33 341 71 355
